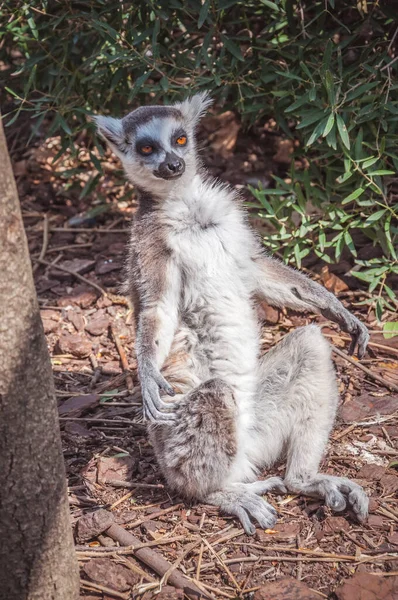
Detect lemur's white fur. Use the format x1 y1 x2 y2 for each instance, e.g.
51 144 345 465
95 93 369 534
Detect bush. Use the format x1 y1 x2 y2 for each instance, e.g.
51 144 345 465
1 0 397 316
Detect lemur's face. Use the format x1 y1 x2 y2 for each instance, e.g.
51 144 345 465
95 92 212 194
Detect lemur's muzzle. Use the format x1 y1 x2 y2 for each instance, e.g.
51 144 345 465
154 152 185 180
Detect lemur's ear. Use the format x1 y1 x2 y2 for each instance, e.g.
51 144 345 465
175 92 213 127
93 115 124 147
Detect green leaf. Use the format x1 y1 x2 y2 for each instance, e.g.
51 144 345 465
322 113 335 137
383 322 398 339
259 0 280 10
336 114 350 149
364 209 387 225
221 35 244 61
100 388 120 403
344 231 357 256
324 70 336 105
27 17 39 40
375 298 383 322
198 0 210 28
306 120 326 146
57 114 72 135
362 157 378 170
367 170 395 176
341 188 364 205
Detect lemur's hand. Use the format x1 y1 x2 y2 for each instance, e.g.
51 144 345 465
139 362 176 422
344 314 369 359
324 305 369 358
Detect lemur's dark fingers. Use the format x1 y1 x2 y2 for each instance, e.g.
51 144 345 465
142 377 175 410
356 327 369 359
152 372 175 397
348 325 369 359
143 394 176 423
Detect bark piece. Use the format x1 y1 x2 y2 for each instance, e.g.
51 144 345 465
339 394 397 422
97 455 138 485
83 557 139 591
77 509 115 542
357 464 386 480
64 421 95 438
52 258 95 280
156 587 184 600
379 473 398 495
335 573 398 599
58 333 92 357
58 394 99 416
253 578 319 599
85 314 110 336
96 258 122 275
57 284 99 308
66 308 85 332
256 522 301 542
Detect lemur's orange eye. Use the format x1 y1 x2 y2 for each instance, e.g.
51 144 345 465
140 145 153 155
176 135 187 146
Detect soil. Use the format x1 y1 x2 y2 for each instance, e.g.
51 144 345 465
7 111 398 599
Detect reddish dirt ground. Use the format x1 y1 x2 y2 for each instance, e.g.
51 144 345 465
8 113 398 599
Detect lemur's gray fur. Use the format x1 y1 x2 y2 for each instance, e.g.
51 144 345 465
95 93 369 535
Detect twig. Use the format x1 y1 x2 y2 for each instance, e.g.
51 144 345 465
33 257 106 297
188 578 234 599
34 243 93 255
202 538 241 592
59 417 140 425
50 227 129 233
32 213 49 273
107 480 164 490
376 507 398 523
333 424 356 441
80 579 129 599
196 543 204 581
332 345 398 393
110 490 135 510
117 555 157 583
323 333 398 357
124 504 181 528
161 540 202 586
111 326 135 393
76 536 187 555
105 522 207 598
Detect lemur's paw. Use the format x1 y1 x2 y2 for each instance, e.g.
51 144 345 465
141 370 176 423
246 477 287 496
288 474 369 523
322 477 369 523
235 494 278 535
346 316 369 358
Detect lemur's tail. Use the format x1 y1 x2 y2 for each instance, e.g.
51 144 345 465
149 377 237 499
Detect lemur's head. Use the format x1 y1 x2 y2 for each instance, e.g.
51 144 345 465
94 92 212 195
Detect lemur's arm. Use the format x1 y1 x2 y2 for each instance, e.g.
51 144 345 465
253 253 369 358
130 232 180 422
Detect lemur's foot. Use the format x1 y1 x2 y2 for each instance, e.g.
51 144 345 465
140 366 176 422
285 474 368 523
207 479 286 536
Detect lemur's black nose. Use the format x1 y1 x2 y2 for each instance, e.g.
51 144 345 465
167 159 183 173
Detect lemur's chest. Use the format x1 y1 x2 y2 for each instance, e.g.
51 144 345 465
167 216 240 276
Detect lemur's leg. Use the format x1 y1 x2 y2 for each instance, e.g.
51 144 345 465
255 325 368 522
148 378 285 535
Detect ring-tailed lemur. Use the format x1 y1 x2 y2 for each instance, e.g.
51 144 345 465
95 93 369 534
